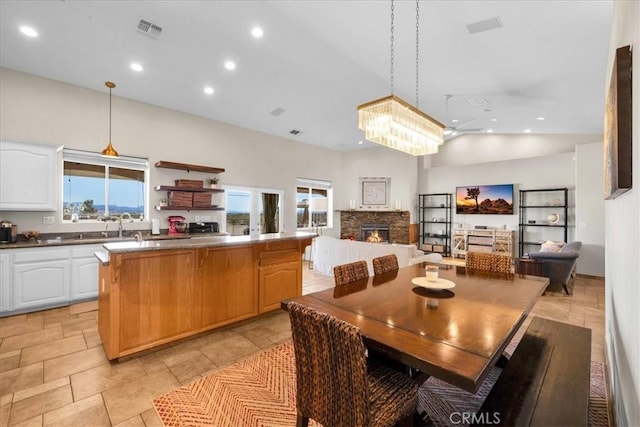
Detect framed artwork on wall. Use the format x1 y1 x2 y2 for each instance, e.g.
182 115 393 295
359 177 390 209
604 44 632 200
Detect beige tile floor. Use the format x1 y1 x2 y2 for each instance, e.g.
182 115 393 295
0 262 605 426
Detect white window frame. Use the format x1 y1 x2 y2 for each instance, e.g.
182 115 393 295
62 149 150 223
222 185 285 235
296 178 333 230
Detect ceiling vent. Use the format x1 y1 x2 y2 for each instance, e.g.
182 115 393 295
137 19 162 39
462 97 489 106
289 129 301 135
466 17 503 35
270 107 286 117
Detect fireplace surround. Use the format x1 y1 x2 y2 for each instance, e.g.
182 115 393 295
340 211 410 244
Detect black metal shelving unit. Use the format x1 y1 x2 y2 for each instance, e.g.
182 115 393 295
418 193 452 256
518 188 569 257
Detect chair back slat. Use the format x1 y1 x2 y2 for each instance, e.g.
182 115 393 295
372 254 399 275
467 251 512 273
287 301 370 426
333 260 369 286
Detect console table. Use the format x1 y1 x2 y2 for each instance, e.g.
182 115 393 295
452 228 514 258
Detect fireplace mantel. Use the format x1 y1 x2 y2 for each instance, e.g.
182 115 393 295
340 210 410 244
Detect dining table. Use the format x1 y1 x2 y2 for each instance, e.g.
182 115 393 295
282 264 549 393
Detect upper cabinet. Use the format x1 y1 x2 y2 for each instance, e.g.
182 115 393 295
0 140 60 211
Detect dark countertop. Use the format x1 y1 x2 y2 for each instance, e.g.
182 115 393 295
0 233 224 250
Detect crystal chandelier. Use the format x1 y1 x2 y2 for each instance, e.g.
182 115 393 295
358 0 444 156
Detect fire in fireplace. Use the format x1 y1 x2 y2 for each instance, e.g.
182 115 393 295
361 224 390 243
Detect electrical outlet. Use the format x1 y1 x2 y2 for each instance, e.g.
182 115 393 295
202 215 211 221
194 216 201 222
42 216 54 225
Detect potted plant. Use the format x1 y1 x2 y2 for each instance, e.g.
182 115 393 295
159 198 168 207
207 177 220 188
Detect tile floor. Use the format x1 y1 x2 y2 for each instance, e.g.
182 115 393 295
0 262 605 426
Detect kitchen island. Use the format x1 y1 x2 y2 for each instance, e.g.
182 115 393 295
97 232 314 360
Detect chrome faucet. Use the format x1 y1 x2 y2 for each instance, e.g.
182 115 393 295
118 217 123 238
134 231 143 242
101 223 109 238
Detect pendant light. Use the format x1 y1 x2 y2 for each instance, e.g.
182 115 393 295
357 0 445 156
101 81 119 157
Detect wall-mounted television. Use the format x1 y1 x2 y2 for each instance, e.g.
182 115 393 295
456 184 514 215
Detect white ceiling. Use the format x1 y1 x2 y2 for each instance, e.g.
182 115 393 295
0 0 613 152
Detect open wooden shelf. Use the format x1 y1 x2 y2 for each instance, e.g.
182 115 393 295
155 161 225 174
155 206 225 211
155 185 224 193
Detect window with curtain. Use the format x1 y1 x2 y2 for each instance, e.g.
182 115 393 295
62 149 149 222
296 178 332 229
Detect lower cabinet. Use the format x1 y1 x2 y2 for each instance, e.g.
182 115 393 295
70 245 102 301
201 245 257 328
12 247 71 311
1 243 102 316
0 252 11 313
258 250 301 313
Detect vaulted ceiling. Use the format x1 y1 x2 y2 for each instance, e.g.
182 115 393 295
0 1 613 152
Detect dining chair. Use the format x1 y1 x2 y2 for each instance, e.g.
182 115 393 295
333 260 369 286
466 251 513 273
372 254 399 275
466 251 494 271
287 301 419 427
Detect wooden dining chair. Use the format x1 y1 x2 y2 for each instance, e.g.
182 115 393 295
372 254 399 275
287 301 419 427
333 260 369 286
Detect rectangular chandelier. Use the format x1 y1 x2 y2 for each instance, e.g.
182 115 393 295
357 95 445 156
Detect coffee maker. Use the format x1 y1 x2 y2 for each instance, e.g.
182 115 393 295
168 216 187 235
0 220 18 243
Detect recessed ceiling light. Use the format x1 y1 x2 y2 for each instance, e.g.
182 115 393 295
19 26 38 38
524 129 532 133
224 60 236 70
251 27 264 38
130 62 144 72
486 129 494 133
451 119 459 123
490 118 498 122
536 116 545 121
203 86 214 95
358 140 363 145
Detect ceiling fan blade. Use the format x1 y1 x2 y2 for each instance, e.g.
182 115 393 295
457 128 484 133
455 118 478 130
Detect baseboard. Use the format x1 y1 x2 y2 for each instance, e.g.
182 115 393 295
604 342 616 427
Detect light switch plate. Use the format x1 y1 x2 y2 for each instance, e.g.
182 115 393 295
42 216 54 224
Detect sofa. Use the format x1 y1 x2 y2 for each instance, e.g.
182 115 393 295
310 236 425 276
528 241 582 295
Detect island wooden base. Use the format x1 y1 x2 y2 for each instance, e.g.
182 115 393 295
98 238 311 360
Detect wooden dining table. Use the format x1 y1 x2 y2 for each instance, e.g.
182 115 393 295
282 264 549 393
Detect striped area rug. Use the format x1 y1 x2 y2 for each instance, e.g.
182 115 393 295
154 340 609 427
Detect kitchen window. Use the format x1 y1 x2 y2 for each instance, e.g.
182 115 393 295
62 150 149 222
297 178 332 230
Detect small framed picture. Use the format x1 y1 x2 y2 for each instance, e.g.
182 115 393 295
359 177 390 209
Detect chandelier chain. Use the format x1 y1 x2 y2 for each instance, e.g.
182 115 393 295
390 0 395 94
415 0 420 108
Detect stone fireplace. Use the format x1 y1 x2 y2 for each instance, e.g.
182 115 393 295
340 211 410 244
360 224 390 243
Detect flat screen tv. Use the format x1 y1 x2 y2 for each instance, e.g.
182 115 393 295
456 184 514 215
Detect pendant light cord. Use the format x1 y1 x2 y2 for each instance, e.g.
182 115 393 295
109 85 112 143
415 0 420 108
390 0 395 95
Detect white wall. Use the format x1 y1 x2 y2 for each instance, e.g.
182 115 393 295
575 142 605 277
0 68 344 234
0 68 420 241
605 1 640 425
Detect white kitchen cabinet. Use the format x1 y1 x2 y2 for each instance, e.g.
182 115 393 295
70 244 101 300
0 252 11 313
0 140 61 211
12 247 71 311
